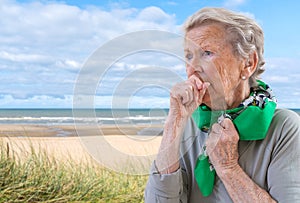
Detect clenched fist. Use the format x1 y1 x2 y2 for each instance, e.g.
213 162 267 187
169 75 210 120
206 118 239 177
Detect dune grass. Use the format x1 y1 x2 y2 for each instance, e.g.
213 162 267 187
0 141 148 203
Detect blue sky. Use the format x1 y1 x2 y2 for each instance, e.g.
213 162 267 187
1 0 300 108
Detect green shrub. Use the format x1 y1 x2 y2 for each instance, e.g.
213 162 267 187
0 141 148 203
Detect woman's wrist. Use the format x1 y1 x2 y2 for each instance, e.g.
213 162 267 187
217 162 241 181
218 163 276 202
155 111 187 174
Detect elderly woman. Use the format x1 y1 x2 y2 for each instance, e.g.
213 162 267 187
145 7 300 202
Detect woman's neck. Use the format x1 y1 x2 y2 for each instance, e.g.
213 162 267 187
206 81 251 110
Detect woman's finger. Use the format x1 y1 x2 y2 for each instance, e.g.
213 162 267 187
211 122 224 134
184 81 198 106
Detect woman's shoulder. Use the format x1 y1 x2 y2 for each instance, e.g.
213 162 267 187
269 108 300 141
273 108 300 125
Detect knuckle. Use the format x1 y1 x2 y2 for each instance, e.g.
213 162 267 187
211 123 218 129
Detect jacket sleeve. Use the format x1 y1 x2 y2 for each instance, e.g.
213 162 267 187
267 110 300 202
144 161 188 203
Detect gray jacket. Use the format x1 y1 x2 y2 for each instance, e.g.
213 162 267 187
144 109 300 202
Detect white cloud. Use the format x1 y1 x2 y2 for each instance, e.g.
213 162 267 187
0 51 52 63
0 1 179 108
262 57 300 108
137 6 175 23
264 75 290 83
95 95 170 109
1 1 299 109
0 94 73 108
165 1 178 6
0 1 178 59
92 51 185 101
238 11 255 20
223 0 247 8
55 59 82 71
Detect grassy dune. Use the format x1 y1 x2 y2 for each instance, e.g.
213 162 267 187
0 142 148 203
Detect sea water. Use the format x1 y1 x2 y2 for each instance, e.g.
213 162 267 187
0 108 169 125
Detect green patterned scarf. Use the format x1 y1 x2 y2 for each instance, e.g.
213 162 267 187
192 80 277 196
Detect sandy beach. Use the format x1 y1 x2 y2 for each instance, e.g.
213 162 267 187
0 124 163 174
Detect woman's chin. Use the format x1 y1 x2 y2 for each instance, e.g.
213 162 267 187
202 93 228 110
201 93 211 107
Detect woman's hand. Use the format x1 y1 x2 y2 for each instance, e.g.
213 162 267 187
169 75 210 121
206 118 276 203
156 76 209 173
206 118 240 177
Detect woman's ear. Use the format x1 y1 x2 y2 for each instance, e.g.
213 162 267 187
241 51 258 79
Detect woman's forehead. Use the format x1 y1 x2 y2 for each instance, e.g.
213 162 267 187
184 24 228 51
184 37 225 50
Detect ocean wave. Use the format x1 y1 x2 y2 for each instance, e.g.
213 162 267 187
0 116 167 125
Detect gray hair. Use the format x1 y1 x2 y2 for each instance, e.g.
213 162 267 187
184 7 265 87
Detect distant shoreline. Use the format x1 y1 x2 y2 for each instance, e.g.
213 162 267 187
0 107 298 110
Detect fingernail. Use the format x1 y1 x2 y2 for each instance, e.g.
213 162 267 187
196 81 202 90
204 82 211 88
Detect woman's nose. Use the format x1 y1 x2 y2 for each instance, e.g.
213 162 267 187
186 59 204 75
186 64 203 76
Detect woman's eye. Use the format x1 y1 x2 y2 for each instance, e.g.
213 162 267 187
203 50 213 57
185 53 193 61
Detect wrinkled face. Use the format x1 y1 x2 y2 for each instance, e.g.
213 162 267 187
184 23 245 109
